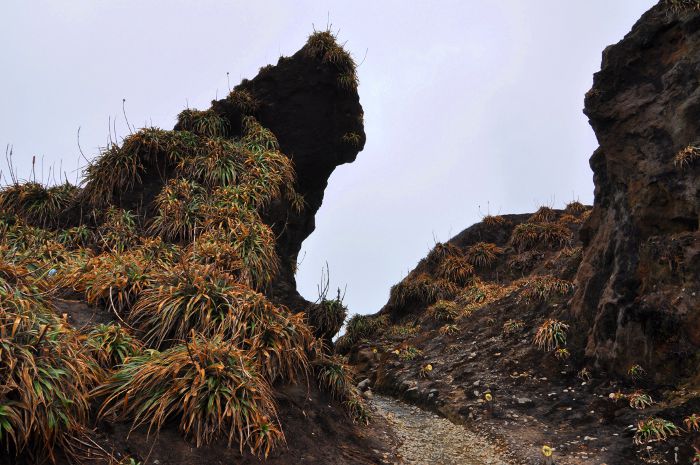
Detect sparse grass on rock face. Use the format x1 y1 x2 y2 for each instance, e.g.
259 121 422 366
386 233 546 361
511 222 572 251
529 206 557 223
437 255 474 286
308 288 348 341
305 30 358 91
345 314 387 344
389 273 459 308
465 242 503 268
425 300 460 322
517 275 573 305
565 201 587 215
534 319 569 352
673 144 700 168
664 0 700 13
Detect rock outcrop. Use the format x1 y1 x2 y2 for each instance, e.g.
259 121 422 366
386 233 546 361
571 2 700 382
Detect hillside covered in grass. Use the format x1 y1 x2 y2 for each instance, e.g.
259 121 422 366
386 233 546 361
0 31 393 465
342 1 700 464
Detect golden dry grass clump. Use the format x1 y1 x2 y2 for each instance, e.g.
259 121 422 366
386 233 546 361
465 242 503 268
518 275 574 305
528 206 557 223
510 222 572 251
673 144 700 169
437 255 475 286
95 335 282 456
0 181 80 227
389 273 459 308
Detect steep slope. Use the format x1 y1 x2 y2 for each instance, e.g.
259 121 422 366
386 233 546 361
571 0 700 381
0 32 390 465
345 2 700 464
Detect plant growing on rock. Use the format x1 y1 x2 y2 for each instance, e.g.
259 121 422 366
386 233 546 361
426 300 460 322
399 346 422 361
533 319 569 352
308 268 348 341
344 395 371 425
554 348 570 360
226 89 259 113
511 222 571 251
529 206 557 223
176 109 229 138
314 354 355 400
627 391 654 410
482 214 507 226
685 414 700 432
633 417 679 444
344 314 386 344
518 275 573 305
439 324 459 336
98 207 138 252
419 363 433 378
389 273 458 308
565 201 587 215
305 30 358 91
465 242 503 268
437 255 474 286
96 335 282 456
627 364 646 380
503 319 524 336
342 132 362 147
673 143 700 168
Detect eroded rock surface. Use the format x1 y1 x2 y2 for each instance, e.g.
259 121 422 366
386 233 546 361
571 3 700 381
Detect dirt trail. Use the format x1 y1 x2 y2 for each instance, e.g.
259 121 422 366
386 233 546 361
371 395 514 465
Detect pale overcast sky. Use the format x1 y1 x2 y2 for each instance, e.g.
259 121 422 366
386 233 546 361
1 0 657 315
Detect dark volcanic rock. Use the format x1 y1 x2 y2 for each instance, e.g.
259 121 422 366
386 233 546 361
570 3 700 381
83 40 366 311
211 47 366 308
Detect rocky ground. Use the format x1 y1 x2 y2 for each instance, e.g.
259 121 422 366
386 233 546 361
371 395 515 465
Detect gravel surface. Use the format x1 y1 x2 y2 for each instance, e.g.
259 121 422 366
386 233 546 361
372 395 514 465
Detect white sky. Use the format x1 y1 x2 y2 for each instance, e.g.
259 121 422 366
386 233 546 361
1 0 657 315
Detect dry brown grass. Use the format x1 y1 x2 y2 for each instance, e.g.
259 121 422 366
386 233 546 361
465 242 503 268
673 144 700 169
511 222 572 251
529 206 557 223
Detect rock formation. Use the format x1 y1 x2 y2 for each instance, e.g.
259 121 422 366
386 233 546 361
571 2 700 381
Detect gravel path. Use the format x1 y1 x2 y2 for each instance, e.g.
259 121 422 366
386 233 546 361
371 395 512 465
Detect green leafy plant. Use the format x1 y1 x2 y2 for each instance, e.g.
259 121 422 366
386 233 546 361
177 109 229 138
85 324 142 369
344 314 386 345
148 178 205 242
633 417 679 444
627 391 654 410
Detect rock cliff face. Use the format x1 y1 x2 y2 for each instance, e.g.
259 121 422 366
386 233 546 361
210 46 366 307
571 2 700 381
